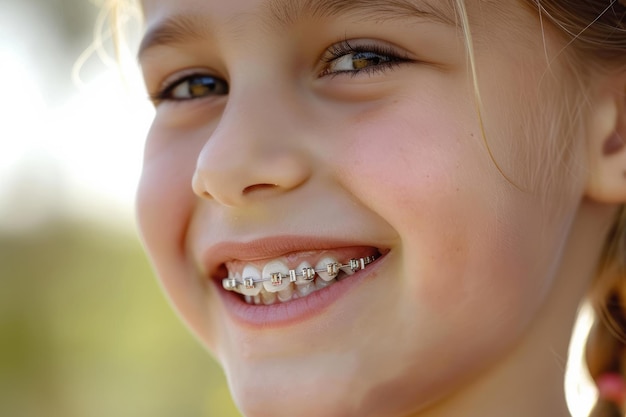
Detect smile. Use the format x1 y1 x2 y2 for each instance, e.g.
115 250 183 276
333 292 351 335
222 255 379 305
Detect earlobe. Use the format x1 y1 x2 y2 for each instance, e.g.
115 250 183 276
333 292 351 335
585 82 626 204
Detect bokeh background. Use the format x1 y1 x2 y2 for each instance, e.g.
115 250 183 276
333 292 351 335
1 1 241 416
0 1 599 416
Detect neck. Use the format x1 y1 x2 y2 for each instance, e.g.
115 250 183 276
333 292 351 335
411 201 613 417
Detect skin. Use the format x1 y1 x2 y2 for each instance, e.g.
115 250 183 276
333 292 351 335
136 0 626 416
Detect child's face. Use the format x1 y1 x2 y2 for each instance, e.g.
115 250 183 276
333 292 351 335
137 0 587 415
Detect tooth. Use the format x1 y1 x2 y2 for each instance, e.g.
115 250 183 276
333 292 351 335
340 260 356 276
262 260 291 293
295 261 315 285
296 282 315 297
245 295 253 304
240 266 262 296
224 271 241 291
223 277 238 291
277 285 294 302
261 291 277 305
316 277 335 290
253 295 261 305
316 257 340 282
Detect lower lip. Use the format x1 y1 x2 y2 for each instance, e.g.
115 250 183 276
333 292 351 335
215 254 386 328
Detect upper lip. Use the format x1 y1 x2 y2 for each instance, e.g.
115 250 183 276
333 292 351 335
200 235 383 282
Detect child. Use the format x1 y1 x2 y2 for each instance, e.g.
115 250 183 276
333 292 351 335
125 0 626 415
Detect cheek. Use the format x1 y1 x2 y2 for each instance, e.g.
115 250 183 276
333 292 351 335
335 98 571 334
136 124 200 261
136 154 194 263
314 100 578 414
136 126 220 346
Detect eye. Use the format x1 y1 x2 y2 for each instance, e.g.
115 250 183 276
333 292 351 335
152 73 229 104
320 40 413 77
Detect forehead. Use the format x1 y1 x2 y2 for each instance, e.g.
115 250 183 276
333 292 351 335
139 0 533 39
139 0 465 61
141 0 457 22
139 0 537 61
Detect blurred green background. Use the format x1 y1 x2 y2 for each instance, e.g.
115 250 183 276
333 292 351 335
1 1 242 416
0 220 241 417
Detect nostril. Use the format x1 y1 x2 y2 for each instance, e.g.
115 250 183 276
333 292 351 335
242 183 279 195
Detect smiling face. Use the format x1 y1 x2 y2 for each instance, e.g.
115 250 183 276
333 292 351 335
136 0 595 416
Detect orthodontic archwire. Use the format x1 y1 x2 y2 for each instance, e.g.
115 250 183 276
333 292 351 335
222 255 378 293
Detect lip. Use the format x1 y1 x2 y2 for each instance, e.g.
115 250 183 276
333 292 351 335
200 236 388 327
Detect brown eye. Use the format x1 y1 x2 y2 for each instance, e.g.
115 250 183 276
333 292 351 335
329 51 392 72
320 40 412 78
162 74 229 101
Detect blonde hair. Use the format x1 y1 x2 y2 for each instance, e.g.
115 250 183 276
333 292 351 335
517 3 625 416
112 0 626 415
454 1 626 415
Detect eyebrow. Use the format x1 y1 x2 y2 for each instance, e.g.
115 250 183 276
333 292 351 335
138 0 456 60
139 14 208 60
267 0 456 26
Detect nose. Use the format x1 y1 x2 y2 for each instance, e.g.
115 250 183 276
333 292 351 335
191 93 312 207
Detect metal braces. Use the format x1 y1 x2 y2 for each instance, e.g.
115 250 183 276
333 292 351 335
222 255 377 293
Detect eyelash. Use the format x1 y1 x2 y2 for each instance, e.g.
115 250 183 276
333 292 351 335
150 40 412 104
150 72 229 104
320 39 413 78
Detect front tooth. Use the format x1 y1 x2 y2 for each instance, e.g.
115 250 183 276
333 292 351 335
262 260 291 293
240 266 262 296
277 285 294 302
261 291 277 305
316 257 340 282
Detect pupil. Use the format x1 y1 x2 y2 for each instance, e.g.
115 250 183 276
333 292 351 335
352 52 386 69
189 76 227 96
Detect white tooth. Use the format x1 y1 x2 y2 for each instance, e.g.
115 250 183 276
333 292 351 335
295 261 315 285
296 282 315 297
245 295 253 304
224 271 240 291
316 257 340 282
261 291 277 305
262 260 291 293
253 295 261 305
316 277 335 290
240 266 262 296
340 264 356 276
277 285 294 302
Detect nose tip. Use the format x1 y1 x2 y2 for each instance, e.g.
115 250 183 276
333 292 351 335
192 147 312 207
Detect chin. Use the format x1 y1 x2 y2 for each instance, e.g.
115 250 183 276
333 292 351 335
223 353 447 417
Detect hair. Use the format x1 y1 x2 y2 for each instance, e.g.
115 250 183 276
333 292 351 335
508 2 625 416
110 0 626 415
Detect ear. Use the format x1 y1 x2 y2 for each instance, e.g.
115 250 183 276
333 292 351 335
585 76 626 204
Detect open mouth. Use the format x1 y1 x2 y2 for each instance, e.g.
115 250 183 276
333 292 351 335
219 247 384 306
